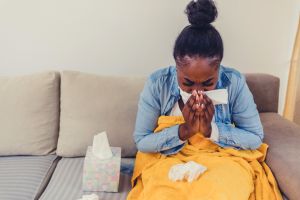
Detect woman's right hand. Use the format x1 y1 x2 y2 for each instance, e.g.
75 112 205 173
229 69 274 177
178 90 202 141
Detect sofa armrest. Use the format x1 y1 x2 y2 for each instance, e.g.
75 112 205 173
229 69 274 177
260 113 300 200
245 74 279 113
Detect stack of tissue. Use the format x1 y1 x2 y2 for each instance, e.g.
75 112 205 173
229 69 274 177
168 161 207 183
82 131 121 192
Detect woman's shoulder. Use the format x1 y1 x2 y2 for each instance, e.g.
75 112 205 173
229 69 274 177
148 66 176 82
220 65 246 88
221 65 243 79
148 66 176 87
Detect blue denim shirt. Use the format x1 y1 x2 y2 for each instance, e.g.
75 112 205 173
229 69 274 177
133 65 264 155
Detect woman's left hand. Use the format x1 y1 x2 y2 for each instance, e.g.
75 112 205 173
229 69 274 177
197 91 215 137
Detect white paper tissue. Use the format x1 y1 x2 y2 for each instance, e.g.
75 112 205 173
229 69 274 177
92 131 113 159
205 89 228 105
168 161 207 183
179 87 228 105
77 193 99 200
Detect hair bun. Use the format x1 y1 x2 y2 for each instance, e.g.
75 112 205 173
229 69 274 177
185 0 218 27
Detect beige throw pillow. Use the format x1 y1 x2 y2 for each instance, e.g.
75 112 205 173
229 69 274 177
0 71 60 155
57 71 145 157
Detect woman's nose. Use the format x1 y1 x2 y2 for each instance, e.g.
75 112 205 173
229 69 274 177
193 86 204 92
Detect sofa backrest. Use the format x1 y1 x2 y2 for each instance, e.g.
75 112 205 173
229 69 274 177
0 71 279 158
57 71 280 158
245 73 279 113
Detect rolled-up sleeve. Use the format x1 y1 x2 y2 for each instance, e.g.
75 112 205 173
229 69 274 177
216 74 264 150
133 77 186 155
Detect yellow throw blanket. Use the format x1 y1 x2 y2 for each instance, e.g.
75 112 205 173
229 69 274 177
127 116 283 200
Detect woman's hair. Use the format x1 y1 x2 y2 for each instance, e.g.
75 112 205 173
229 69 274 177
173 0 223 62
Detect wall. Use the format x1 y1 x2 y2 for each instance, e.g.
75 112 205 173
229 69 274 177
295 60 300 124
0 0 299 114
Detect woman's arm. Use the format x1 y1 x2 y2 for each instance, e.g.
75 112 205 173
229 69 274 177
216 74 264 150
133 77 186 155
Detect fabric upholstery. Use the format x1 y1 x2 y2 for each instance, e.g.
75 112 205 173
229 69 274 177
260 113 300 200
0 72 60 155
0 155 57 200
57 71 145 157
39 157 133 200
245 73 279 113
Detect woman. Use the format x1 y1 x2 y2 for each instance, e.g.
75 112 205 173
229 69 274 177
127 0 282 199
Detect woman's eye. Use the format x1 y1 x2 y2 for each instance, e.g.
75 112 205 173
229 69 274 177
202 82 214 87
183 82 194 86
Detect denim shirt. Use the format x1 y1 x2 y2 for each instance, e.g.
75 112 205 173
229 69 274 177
133 65 264 155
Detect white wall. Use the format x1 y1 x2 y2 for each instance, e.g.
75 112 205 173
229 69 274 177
0 0 299 114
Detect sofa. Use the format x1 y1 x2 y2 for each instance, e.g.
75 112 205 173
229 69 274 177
0 70 298 200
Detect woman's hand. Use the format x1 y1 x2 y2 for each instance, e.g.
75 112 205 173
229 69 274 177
179 90 202 140
178 90 215 140
198 91 215 137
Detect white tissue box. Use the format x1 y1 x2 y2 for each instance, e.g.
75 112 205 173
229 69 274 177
82 146 121 192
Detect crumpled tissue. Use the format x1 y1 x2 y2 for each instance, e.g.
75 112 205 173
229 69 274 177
168 161 207 182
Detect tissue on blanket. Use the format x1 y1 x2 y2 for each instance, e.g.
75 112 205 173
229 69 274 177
77 193 99 200
168 161 207 182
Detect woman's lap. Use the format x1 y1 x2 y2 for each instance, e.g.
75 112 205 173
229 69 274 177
139 155 253 200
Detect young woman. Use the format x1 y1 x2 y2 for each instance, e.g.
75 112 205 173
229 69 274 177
127 0 282 199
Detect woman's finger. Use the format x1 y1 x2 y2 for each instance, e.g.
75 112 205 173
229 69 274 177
193 105 201 122
186 90 197 109
200 103 205 117
203 107 211 122
187 93 198 122
202 93 214 119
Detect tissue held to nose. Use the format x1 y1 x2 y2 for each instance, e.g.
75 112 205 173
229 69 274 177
179 88 228 105
168 161 207 182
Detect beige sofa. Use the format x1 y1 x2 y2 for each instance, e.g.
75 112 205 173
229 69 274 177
0 70 298 200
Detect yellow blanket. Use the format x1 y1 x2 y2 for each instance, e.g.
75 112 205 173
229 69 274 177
126 116 283 200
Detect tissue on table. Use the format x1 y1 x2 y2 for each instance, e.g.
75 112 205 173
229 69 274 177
168 161 207 183
83 132 121 192
77 193 99 200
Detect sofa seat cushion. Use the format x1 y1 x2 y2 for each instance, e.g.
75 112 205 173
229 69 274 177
0 155 57 200
260 112 300 200
40 157 133 200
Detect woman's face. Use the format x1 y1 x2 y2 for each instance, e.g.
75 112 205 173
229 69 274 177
176 56 220 93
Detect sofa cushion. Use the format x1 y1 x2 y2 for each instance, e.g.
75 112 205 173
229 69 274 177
260 112 300 200
245 73 279 113
57 71 145 157
0 155 57 200
39 157 133 200
0 72 60 155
